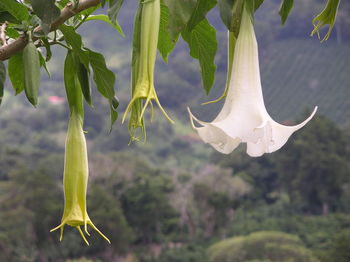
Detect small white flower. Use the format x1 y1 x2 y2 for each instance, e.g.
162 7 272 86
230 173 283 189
188 7 317 157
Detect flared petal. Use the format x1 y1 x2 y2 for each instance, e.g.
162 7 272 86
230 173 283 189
247 107 318 156
188 108 241 154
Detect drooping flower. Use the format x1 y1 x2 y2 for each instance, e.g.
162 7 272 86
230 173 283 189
122 0 173 141
188 5 317 157
50 110 110 245
310 0 340 42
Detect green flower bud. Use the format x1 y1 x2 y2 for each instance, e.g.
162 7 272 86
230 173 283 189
51 110 110 245
311 0 340 42
122 0 174 142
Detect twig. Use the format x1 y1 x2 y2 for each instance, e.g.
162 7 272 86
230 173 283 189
0 0 100 61
0 23 8 46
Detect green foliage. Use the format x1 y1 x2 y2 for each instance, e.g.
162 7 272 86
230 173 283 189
88 185 134 253
158 0 176 63
156 244 209 262
208 231 320 262
85 14 125 37
64 51 84 116
8 52 25 95
108 0 124 24
328 230 350 262
120 160 179 243
279 0 293 25
276 115 350 214
28 0 60 34
182 19 218 95
0 0 29 21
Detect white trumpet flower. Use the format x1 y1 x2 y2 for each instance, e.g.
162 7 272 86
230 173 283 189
188 7 317 157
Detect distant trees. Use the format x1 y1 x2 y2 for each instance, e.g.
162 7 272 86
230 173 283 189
208 231 320 262
277 115 350 215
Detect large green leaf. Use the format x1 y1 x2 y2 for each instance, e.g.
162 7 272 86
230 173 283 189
0 11 19 24
0 0 29 22
88 49 118 127
8 52 25 95
108 0 124 24
218 0 263 34
163 0 196 41
163 0 216 40
29 0 60 34
279 0 293 25
218 0 244 35
0 61 5 105
186 0 217 31
59 25 90 68
64 51 84 117
182 19 217 94
85 14 124 36
158 0 176 63
88 49 115 99
74 54 92 106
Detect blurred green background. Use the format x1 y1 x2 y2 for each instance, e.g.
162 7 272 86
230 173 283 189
0 0 350 261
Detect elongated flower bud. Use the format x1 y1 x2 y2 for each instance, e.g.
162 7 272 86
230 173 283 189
311 0 340 42
122 0 174 141
51 110 110 245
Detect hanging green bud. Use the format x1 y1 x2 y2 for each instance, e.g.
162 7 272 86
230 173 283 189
50 110 111 245
122 0 174 141
311 0 341 42
51 51 110 245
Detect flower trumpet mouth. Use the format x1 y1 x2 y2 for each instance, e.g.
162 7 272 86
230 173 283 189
51 111 110 245
188 5 317 157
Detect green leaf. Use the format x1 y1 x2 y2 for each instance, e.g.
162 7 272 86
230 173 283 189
0 11 19 24
38 51 51 77
59 24 90 69
8 52 25 95
41 38 52 61
5 27 20 39
74 54 92 106
163 0 196 41
186 0 217 31
64 51 84 117
182 19 217 95
85 14 125 37
29 0 61 34
218 0 244 35
279 0 293 25
108 0 124 24
0 61 5 105
109 96 119 131
218 0 262 34
88 49 115 99
254 0 265 10
158 0 176 63
0 0 29 22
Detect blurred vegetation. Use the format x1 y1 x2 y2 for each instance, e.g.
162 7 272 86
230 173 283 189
0 0 350 261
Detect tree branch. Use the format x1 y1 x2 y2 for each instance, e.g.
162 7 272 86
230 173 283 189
0 0 100 61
